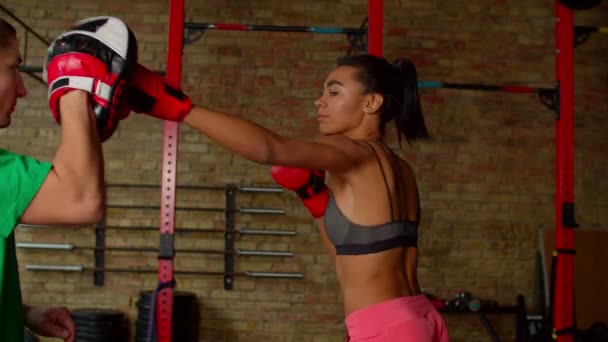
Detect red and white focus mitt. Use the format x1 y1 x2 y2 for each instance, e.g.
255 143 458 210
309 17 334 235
43 16 138 141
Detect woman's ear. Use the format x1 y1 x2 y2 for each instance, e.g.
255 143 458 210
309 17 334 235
363 93 383 114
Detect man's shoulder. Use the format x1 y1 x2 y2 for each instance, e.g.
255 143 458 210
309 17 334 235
0 148 51 184
0 147 26 159
0 148 44 167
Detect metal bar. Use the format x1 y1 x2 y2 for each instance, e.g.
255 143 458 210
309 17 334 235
245 271 304 279
177 184 223 190
16 65 47 84
224 185 237 290
106 183 282 193
238 186 283 193
26 264 83 272
89 246 159 253
538 225 553 312
157 1 184 340
0 4 50 86
25 265 304 279
92 268 236 276
103 226 160 232
476 312 501 342
22 72 45 85
107 204 225 212
16 244 152 253
167 270 237 276
0 4 51 45
175 207 226 212
18 66 43 73
516 294 529 342
237 250 293 257
17 243 293 257
367 0 383 56
108 204 284 214
18 224 296 236
94 218 106 286
574 25 608 34
553 3 576 342
18 224 94 229
239 207 284 215
23 29 29 66
107 204 160 210
106 226 297 236
106 183 223 191
18 67 165 76
418 81 554 93
574 25 599 34
25 265 233 275
184 22 366 35
239 228 296 236
16 242 72 250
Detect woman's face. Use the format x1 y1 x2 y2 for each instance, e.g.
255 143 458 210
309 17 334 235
314 66 368 136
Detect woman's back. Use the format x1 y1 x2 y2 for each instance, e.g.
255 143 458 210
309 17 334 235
322 140 422 315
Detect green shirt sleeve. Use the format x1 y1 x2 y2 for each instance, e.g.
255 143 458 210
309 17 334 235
0 149 52 238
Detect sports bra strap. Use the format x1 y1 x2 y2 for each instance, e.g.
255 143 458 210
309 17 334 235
360 140 395 221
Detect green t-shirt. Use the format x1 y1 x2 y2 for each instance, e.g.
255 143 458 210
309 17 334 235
0 148 52 342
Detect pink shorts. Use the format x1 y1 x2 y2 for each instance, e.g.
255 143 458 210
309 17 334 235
345 295 450 342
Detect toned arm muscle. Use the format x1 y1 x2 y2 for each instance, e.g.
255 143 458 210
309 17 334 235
20 91 105 225
183 106 369 172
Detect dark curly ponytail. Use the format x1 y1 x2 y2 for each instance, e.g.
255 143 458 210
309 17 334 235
336 54 428 146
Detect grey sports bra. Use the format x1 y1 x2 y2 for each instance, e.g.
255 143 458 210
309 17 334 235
324 141 419 255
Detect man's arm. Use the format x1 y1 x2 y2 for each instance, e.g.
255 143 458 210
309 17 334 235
20 16 139 225
19 91 105 225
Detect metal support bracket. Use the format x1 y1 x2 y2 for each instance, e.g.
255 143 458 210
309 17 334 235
346 17 368 55
184 26 205 46
561 202 578 228
94 218 106 286
574 26 597 48
224 184 237 290
538 84 559 115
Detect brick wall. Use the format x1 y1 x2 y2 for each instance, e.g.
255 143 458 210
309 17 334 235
2 0 607 341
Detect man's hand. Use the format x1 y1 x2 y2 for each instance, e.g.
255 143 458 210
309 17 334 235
24 306 75 342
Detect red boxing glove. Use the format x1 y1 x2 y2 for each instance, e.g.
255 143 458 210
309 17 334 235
125 63 192 121
271 166 329 218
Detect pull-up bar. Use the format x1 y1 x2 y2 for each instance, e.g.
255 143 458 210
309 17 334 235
185 22 366 35
418 81 554 94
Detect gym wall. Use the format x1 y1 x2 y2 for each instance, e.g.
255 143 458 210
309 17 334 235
1 0 607 341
